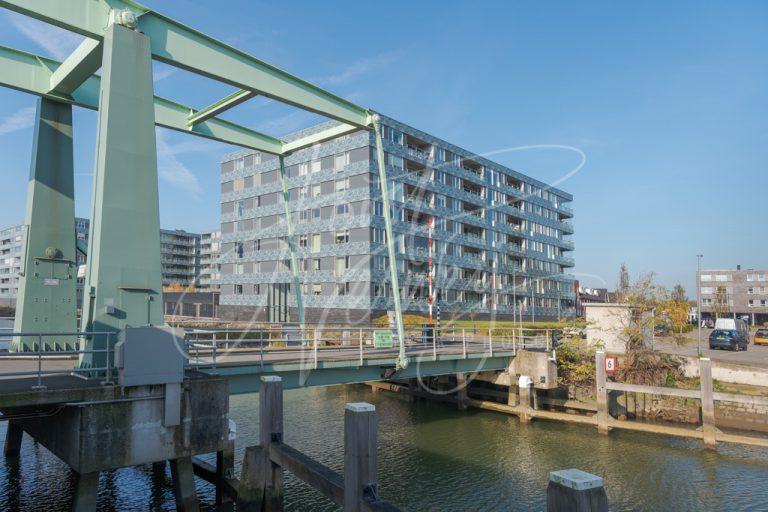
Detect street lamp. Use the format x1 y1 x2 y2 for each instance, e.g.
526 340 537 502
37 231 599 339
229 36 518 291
697 254 703 356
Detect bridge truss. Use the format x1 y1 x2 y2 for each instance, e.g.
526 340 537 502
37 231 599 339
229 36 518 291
0 0 408 369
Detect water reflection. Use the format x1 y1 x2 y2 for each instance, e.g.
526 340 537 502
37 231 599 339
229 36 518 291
1 384 767 510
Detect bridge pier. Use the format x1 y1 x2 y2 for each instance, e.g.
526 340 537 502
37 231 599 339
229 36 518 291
171 457 201 512
3 421 23 458
72 471 100 512
456 373 468 411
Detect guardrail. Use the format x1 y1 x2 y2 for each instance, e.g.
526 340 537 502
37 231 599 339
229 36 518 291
0 331 117 389
0 324 556 390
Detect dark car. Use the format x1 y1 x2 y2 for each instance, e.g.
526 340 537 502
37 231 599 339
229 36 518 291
709 329 749 351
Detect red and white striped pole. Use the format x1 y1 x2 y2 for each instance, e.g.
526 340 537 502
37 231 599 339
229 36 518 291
427 216 434 324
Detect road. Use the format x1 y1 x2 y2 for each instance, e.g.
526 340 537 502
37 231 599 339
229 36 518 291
653 335 768 369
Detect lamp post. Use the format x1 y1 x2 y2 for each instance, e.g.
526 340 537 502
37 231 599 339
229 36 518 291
697 254 703 356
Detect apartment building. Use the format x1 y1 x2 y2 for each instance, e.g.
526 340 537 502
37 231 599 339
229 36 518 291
1 220 203 306
698 266 768 325
217 115 575 323
1 218 90 307
199 230 221 290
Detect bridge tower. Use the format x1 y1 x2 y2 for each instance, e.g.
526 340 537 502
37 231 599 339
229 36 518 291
80 14 165 367
12 99 77 351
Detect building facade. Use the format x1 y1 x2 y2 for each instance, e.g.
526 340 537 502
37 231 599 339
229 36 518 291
1 220 203 306
199 230 222 290
698 267 768 325
217 116 575 323
159 229 201 288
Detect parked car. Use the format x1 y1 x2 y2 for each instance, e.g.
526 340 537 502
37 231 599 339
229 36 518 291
709 328 749 351
754 328 768 346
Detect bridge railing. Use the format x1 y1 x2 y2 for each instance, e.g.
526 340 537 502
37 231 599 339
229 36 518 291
183 325 517 371
0 331 117 389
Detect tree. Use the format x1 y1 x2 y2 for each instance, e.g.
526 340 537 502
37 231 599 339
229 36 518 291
712 285 730 319
671 284 687 302
616 263 631 301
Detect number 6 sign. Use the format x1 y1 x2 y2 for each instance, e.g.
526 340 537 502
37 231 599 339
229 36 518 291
605 356 617 375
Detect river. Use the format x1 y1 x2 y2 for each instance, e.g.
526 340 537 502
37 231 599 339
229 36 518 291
1 384 767 511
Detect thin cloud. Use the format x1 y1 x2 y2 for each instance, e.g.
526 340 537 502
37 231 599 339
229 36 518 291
0 106 35 135
254 110 319 136
153 65 178 83
6 11 82 61
156 129 204 198
318 51 400 86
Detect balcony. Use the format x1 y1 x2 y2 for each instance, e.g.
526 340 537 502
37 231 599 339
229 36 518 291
404 133 433 161
460 157 484 178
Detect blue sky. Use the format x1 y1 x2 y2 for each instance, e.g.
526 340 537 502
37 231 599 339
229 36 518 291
0 1 766 294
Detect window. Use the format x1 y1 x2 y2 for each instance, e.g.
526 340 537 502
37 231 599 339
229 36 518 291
336 203 349 216
373 284 387 297
312 208 320 219
299 186 309 199
701 287 713 295
334 152 350 170
253 284 260 295
311 160 321 173
312 284 322 296
335 256 350 276
312 184 321 197
235 242 244 259
254 239 261 251
335 178 350 192
237 200 245 216
335 230 349 244
312 234 321 252
312 258 321 271
299 235 308 248
372 228 386 244
234 284 243 295
234 158 244 171
300 210 310 222
715 275 728 282
337 282 350 296
373 256 388 271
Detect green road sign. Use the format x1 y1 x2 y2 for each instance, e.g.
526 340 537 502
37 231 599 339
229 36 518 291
374 330 393 349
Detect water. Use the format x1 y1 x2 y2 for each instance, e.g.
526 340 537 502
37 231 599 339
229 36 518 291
1 384 768 511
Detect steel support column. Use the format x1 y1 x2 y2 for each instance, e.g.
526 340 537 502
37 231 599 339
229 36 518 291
80 21 164 368
278 155 305 333
12 98 77 352
372 116 406 369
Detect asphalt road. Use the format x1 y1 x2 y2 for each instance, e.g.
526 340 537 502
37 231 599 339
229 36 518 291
653 333 768 369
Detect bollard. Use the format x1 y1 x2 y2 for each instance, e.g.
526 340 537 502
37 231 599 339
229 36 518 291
344 403 378 512
547 469 608 512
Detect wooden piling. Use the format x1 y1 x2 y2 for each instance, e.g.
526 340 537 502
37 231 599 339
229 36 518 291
518 375 533 423
456 373 468 411
216 439 235 507
344 403 377 512
72 471 100 512
547 469 608 512
238 375 284 511
699 357 717 448
595 352 609 434
3 421 23 458
170 457 200 512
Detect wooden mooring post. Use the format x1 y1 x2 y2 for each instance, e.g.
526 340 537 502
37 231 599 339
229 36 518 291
699 357 717 448
547 469 608 512
595 351 609 434
238 375 400 511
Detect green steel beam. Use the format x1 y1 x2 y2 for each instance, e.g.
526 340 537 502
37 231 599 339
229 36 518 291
48 38 101 95
278 156 306 336
281 123 364 154
372 116 407 370
0 0 371 127
187 88 257 127
80 22 164 368
12 98 77 352
0 45 284 155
